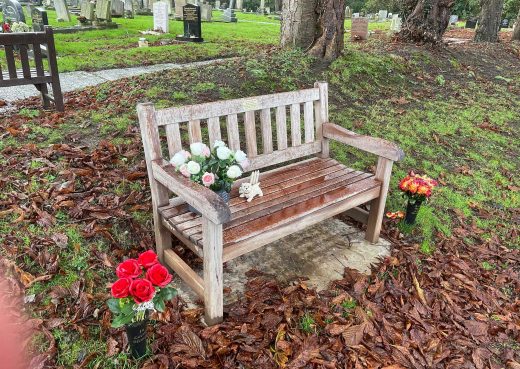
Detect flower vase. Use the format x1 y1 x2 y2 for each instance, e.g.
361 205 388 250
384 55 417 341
188 189 230 215
125 316 148 359
404 199 422 225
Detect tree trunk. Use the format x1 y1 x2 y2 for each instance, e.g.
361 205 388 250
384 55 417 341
474 0 505 41
281 0 345 61
397 0 454 43
511 7 520 40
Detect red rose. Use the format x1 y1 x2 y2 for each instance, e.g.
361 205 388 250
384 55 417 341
138 250 158 268
111 278 132 298
129 278 155 303
116 259 141 279
146 264 172 287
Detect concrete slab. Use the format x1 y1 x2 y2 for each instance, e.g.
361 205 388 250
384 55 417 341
173 218 391 307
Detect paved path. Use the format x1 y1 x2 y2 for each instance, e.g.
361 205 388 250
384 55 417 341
0 58 231 102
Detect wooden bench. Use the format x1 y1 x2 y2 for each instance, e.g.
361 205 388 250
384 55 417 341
137 82 404 325
0 27 64 111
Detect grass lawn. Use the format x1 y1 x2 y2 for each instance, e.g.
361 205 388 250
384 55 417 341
4 9 397 72
0 29 519 368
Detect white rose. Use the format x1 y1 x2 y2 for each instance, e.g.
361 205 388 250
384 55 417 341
227 165 242 179
186 161 201 175
213 140 225 148
216 146 232 160
171 151 187 168
190 142 205 156
234 149 247 162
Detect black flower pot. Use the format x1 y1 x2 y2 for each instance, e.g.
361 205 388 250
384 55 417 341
404 200 423 225
125 317 148 359
188 189 230 215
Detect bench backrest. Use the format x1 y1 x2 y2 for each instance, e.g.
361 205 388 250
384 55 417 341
0 26 58 87
139 82 329 172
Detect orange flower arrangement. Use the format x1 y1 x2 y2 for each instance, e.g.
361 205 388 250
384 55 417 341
399 171 438 202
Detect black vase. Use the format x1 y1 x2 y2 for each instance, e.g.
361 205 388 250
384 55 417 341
125 317 148 359
188 189 230 215
404 200 422 225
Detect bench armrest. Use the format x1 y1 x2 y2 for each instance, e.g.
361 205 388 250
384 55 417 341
323 123 404 162
151 159 231 225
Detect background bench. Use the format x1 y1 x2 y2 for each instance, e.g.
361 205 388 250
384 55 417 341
0 26 64 111
138 82 404 325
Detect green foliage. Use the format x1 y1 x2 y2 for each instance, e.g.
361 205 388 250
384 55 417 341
299 313 316 334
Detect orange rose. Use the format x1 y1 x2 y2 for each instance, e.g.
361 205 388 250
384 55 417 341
408 182 419 194
417 185 429 195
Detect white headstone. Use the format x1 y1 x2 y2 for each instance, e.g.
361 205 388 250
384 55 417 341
153 1 169 32
214 0 219 8
200 2 211 21
54 0 71 21
378 10 387 22
390 14 401 32
352 12 359 18
449 14 458 25
174 0 186 18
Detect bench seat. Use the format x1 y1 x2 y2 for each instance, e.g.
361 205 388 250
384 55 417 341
158 157 381 262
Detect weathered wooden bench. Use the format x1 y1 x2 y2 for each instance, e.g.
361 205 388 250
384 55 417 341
0 27 64 111
138 82 404 324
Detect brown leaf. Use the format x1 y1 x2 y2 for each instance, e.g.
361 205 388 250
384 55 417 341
107 337 119 357
287 336 320 369
176 325 206 359
51 233 68 248
342 322 367 346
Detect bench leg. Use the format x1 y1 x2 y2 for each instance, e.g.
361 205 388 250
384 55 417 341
202 217 223 325
35 83 51 109
365 157 393 243
50 80 65 112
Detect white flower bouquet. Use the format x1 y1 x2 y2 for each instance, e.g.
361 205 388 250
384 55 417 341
170 140 249 197
11 22 30 33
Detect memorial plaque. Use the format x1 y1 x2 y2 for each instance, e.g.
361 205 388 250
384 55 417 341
2 0 26 27
351 17 368 40
31 6 48 31
153 1 168 32
176 3 203 42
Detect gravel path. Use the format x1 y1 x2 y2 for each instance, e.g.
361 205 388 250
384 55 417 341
0 58 231 102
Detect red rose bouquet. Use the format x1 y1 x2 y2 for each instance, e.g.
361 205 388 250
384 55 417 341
107 250 177 328
398 171 438 203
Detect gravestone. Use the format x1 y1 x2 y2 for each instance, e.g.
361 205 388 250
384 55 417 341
500 18 509 29
54 0 71 21
221 7 235 21
174 0 185 19
200 2 211 21
214 0 219 8
378 9 387 22
30 0 43 6
344 5 351 18
79 0 95 20
153 1 168 32
235 0 241 9
390 14 401 32
176 3 203 42
449 14 458 25
352 12 359 18
123 0 133 17
31 6 48 30
351 17 368 40
95 0 112 20
465 18 477 28
2 0 26 26
111 0 124 16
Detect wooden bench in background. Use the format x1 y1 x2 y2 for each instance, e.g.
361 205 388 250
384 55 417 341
138 82 404 325
0 26 64 111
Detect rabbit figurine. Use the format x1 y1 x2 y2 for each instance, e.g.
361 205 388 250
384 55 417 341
239 170 263 202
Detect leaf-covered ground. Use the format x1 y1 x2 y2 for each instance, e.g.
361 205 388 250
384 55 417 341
0 38 519 368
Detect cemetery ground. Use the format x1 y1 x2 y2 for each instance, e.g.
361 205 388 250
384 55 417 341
1 10 392 72
1 35 519 368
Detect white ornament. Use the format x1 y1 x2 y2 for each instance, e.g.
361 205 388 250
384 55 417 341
239 170 263 202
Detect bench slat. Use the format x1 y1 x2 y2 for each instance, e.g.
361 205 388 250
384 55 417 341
207 117 221 147
188 120 202 143
248 141 321 172
155 88 320 125
304 101 315 143
165 123 182 157
260 108 273 154
244 111 257 157
4 45 18 79
19 44 32 79
226 114 240 151
290 103 301 146
276 106 288 150
32 43 46 77
0 75 52 88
